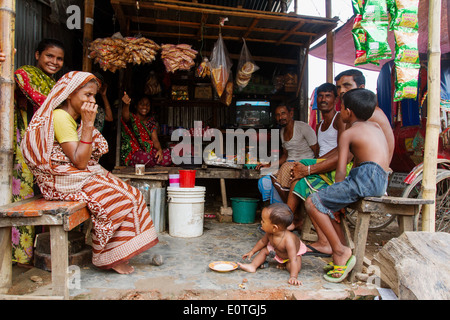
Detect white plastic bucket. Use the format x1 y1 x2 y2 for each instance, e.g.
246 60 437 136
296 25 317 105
167 186 205 238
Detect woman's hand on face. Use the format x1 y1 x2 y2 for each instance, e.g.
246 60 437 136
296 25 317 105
81 102 98 127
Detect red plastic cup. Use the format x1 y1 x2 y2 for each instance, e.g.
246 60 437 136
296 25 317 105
179 170 196 188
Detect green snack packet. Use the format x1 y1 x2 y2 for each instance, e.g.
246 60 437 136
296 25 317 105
394 61 420 101
392 0 419 30
352 0 365 15
363 24 392 62
394 28 419 64
362 0 389 25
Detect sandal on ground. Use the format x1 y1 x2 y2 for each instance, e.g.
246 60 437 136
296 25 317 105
323 255 356 283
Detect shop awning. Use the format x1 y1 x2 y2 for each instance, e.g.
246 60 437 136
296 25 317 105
309 0 450 71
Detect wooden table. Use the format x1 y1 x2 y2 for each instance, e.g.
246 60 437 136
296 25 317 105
112 166 264 209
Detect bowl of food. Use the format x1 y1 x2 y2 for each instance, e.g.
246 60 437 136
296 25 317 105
209 261 238 272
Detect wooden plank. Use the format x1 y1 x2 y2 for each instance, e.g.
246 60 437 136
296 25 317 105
0 215 63 228
50 226 69 299
362 196 434 205
0 227 12 294
64 207 91 232
350 211 371 282
0 196 87 217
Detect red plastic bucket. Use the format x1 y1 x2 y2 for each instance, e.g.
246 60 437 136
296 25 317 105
179 170 196 188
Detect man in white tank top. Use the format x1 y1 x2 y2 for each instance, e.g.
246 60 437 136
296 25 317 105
316 83 345 158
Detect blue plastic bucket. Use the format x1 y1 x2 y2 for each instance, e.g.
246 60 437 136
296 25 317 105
230 197 259 223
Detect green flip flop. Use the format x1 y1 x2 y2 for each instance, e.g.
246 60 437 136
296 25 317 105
323 255 356 283
323 261 334 273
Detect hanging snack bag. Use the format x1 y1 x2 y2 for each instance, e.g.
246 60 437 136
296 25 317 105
361 0 392 63
236 39 259 89
394 28 419 64
394 61 420 101
391 0 420 101
209 33 232 97
392 0 419 30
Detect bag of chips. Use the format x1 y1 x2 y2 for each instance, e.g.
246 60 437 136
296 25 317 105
351 0 391 66
391 0 420 101
394 61 420 101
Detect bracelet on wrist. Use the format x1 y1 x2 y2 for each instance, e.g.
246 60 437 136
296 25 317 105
307 165 311 175
80 140 93 145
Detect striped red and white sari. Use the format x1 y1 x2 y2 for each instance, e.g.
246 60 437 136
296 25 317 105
20 71 158 269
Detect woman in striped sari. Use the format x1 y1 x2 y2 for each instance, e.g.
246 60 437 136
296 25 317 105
21 71 159 274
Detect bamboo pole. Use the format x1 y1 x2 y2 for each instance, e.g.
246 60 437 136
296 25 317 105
421 0 442 232
0 0 15 207
82 0 95 72
325 0 333 83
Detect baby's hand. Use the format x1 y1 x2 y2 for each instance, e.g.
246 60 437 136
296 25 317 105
242 251 253 261
288 276 302 286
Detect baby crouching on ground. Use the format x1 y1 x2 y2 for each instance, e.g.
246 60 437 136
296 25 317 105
238 203 306 285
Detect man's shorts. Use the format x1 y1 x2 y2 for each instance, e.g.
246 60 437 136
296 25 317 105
309 161 389 220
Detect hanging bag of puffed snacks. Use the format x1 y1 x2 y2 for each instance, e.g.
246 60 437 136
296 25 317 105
209 33 232 97
390 0 420 101
236 38 259 90
351 0 392 66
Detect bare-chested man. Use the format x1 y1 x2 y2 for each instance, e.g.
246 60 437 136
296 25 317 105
288 69 394 256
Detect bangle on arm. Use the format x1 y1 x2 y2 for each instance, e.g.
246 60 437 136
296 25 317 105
307 165 311 176
79 140 92 145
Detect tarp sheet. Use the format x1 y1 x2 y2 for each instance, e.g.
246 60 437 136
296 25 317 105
310 0 450 72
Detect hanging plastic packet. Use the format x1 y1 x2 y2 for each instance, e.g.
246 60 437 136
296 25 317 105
391 0 420 101
361 0 391 63
209 33 232 97
364 24 391 62
392 0 419 30
351 0 391 66
236 38 259 90
394 28 419 64
394 61 420 101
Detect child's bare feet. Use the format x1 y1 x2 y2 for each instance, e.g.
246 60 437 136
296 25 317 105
237 262 257 273
112 261 135 274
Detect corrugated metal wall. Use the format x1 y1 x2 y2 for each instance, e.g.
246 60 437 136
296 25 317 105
14 0 80 75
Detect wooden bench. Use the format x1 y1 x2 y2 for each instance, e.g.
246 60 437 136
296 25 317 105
301 196 434 282
347 196 434 282
0 196 90 300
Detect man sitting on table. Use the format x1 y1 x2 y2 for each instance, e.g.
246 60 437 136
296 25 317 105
256 104 318 211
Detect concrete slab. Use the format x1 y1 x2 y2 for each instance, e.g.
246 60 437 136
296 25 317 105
69 219 355 300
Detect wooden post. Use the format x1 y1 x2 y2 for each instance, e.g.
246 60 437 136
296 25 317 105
0 0 15 207
82 0 95 72
325 0 334 83
421 0 441 231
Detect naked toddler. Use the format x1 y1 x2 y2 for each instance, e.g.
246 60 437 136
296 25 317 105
238 203 306 285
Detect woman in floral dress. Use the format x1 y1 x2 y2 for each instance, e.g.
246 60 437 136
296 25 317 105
12 39 65 265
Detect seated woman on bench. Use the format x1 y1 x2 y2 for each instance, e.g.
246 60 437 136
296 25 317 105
20 71 159 274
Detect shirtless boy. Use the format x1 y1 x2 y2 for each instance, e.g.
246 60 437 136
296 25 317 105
238 203 307 286
304 88 390 283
